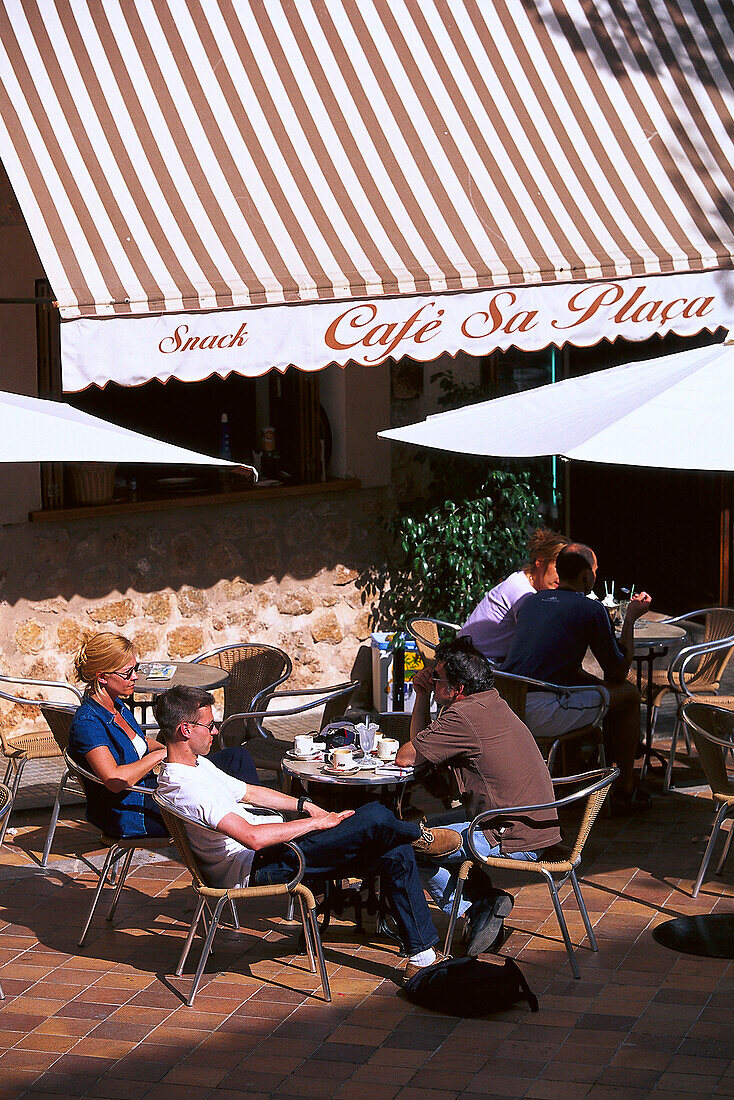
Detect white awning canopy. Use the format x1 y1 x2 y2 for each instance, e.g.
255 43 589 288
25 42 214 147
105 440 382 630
0 0 732 390
0 389 244 466
379 340 734 472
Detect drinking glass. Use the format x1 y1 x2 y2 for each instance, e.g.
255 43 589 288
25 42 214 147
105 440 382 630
358 722 377 757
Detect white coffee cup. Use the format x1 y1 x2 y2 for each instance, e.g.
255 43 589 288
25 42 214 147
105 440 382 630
328 746 355 770
377 738 398 762
294 734 315 756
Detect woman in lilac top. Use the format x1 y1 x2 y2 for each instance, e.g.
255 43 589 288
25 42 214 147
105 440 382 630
459 528 569 663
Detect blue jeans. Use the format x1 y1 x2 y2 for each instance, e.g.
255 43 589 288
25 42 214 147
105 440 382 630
251 802 439 956
419 813 539 918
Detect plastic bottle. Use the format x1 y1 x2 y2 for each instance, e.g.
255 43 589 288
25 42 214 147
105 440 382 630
219 413 232 461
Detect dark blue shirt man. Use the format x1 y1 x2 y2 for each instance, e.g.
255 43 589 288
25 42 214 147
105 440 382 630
504 543 652 815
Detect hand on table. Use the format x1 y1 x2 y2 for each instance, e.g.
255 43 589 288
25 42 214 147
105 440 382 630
625 592 652 622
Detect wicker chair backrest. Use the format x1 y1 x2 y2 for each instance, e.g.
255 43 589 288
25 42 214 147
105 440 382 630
377 711 412 744
320 683 358 730
40 704 77 752
156 803 209 891
681 702 734 799
567 775 615 864
195 644 292 746
493 672 528 722
687 609 734 688
408 619 441 661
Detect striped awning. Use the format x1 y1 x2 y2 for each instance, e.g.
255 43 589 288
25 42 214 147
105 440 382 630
0 0 733 390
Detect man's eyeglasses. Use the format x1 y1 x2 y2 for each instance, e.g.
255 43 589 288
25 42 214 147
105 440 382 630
188 719 217 734
112 663 139 680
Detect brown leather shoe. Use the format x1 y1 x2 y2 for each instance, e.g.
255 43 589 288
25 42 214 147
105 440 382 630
411 822 462 859
404 951 448 982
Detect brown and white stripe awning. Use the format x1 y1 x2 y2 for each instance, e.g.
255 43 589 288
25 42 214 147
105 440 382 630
0 0 732 390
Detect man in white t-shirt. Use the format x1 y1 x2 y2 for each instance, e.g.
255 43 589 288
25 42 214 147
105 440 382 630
154 686 462 981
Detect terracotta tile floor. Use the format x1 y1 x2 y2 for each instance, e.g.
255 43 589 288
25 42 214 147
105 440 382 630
2 718 734 1098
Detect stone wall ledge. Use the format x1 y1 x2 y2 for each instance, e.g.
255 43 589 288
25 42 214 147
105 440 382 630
29 477 361 524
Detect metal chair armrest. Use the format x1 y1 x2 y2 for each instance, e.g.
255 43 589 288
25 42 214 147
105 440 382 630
465 766 619 862
496 670 607 703
0 677 83 707
63 749 155 796
222 682 359 742
672 634 734 695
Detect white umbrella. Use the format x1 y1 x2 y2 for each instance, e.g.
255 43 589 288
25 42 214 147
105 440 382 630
379 341 734 472
0 389 252 470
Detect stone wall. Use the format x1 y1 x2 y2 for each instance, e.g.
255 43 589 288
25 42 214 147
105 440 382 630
0 485 390 733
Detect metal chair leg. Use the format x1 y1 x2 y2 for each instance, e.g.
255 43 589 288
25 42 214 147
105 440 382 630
715 817 734 875
569 869 598 952
543 868 580 979
187 896 228 1006
41 767 69 867
106 847 136 921
663 714 682 793
176 896 206 976
443 865 468 956
692 802 730 897
228 899 240 929
306 902 331 1002
285 894 296 920
79 845 122 947
0 759 25 847
296 893 317 973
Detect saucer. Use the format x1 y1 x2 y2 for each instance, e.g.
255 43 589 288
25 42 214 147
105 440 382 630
321 763 360 776
286 748 320 760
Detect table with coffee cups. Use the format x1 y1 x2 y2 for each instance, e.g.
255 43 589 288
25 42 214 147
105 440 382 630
282 722 415 816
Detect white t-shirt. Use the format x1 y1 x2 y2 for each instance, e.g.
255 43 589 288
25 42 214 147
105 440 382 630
459 570 535 662
156 756 282 888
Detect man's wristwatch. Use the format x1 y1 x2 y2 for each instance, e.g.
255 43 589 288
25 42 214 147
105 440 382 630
297 796 312 814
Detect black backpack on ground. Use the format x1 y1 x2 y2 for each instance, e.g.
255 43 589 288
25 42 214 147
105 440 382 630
402 955 539 1017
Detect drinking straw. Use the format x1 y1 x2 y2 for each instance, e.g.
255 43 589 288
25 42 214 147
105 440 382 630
630 584 635 597
604 581 609 598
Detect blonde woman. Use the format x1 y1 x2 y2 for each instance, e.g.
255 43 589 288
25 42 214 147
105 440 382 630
459 528 569 664
68 632 256 838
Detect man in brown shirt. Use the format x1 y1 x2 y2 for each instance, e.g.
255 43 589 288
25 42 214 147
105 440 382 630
396 636 561 955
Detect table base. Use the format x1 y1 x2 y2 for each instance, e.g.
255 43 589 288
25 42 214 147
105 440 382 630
652 914 734 958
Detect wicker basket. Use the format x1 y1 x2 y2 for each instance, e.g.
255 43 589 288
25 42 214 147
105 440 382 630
68 463 116 505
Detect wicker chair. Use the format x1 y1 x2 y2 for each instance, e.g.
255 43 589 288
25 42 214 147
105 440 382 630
443 767 618 978
219 680 359 776
0 674 83 849
492 670 607 776
679 702 734 897
634 609 734 792
406 617 460 662
62 751 172 947
193 643 293 747
153 793 330 1007
0 782 9 998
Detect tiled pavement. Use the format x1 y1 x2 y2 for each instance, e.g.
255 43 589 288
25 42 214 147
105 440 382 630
1 720 734 1099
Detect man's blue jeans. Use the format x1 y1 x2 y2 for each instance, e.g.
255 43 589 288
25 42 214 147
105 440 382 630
419 813 538 918
251 802 439 956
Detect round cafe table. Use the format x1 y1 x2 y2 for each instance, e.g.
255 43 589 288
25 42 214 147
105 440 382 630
282 753 416 937
132 660 229 726
134 660 229 694
282 754 414 817
630 618 687 780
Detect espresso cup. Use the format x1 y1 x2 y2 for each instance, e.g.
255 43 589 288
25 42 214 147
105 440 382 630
377 738 398 762
294 734 315 756
327 746 355 770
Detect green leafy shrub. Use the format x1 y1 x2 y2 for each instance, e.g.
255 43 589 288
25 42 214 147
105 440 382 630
357 369 551 627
